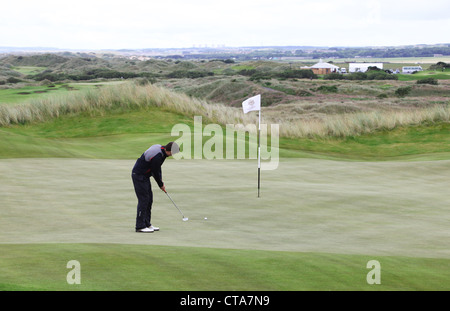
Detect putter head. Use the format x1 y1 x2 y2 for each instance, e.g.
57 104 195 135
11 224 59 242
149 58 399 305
182 217 189 222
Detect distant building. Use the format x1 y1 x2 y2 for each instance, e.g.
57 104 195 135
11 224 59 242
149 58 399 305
348 63 383 73
301 59 340 74
402 66 423 74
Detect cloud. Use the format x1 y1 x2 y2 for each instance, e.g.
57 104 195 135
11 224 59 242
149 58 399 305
1 0 449 48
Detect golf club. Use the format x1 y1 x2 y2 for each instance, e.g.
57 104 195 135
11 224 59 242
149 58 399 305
165 191 188 221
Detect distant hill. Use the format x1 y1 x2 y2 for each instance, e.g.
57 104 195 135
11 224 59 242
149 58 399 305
0 46 61 53
1 43 449 60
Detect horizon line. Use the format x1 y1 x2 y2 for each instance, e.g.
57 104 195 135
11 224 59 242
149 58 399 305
1 43 449 52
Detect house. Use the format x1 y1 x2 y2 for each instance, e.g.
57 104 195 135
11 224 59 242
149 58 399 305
349 63 383 73
301 60 340 75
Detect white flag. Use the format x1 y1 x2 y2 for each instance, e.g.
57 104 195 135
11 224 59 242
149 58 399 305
242 94 261 114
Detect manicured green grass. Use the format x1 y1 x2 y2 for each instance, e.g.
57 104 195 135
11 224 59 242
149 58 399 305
398 69 450 81
280 123 450 161
0 85 66 104
1 107 449 160
0 81 125 104
1 156 449 290
0 243 448 291
11 107 192 138
11 66 47 75
0 107 190 158
230 64 256 71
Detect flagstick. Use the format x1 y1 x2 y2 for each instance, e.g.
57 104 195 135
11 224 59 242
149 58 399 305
257 108 261 198
241 94 262 198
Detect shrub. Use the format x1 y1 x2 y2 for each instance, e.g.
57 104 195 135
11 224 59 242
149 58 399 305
366 66 382 71
238 69 257 76
248 73 271 81
366 71 398 80
324 73 344 80
276 69 317 80
416 78 438 85
84 69 139 79
395 86 412 97
327 71 397 81
6 77 22 84
166 70 214 79
317 85 338 93
40 79 55 86
247 69 317 81
429 62 449 71
346 72 367 80
32 72 69 82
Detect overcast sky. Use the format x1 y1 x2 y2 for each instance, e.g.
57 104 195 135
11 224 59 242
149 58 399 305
1 0 449 49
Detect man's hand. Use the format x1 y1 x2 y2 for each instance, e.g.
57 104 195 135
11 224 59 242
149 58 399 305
160 185 166 193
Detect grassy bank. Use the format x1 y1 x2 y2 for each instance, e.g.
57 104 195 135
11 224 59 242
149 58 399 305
1 104 449 160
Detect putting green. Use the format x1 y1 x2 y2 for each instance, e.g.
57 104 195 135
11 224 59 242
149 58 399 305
1 158 449 259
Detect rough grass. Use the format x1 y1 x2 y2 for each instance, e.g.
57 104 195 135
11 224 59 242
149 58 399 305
0 82 254 128
1 81 449 139
278 106 450 138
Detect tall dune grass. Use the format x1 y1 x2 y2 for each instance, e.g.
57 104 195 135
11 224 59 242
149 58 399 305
0 82 449 138
281 105 450 138
0 82 256 127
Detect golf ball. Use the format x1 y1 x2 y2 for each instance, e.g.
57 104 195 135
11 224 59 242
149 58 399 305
204 217 208 220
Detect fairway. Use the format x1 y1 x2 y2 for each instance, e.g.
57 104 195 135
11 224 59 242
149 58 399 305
1 157 449 290
0 81 126 104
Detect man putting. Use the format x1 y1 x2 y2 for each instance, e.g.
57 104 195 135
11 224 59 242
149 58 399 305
132 142 179 233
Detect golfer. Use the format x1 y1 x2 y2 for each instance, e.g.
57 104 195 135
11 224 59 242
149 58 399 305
132 142 179 233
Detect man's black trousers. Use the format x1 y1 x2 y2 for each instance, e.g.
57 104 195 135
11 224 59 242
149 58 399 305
132 173 153 230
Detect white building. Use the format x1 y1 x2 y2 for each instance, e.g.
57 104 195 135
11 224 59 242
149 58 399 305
349 63 383 73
